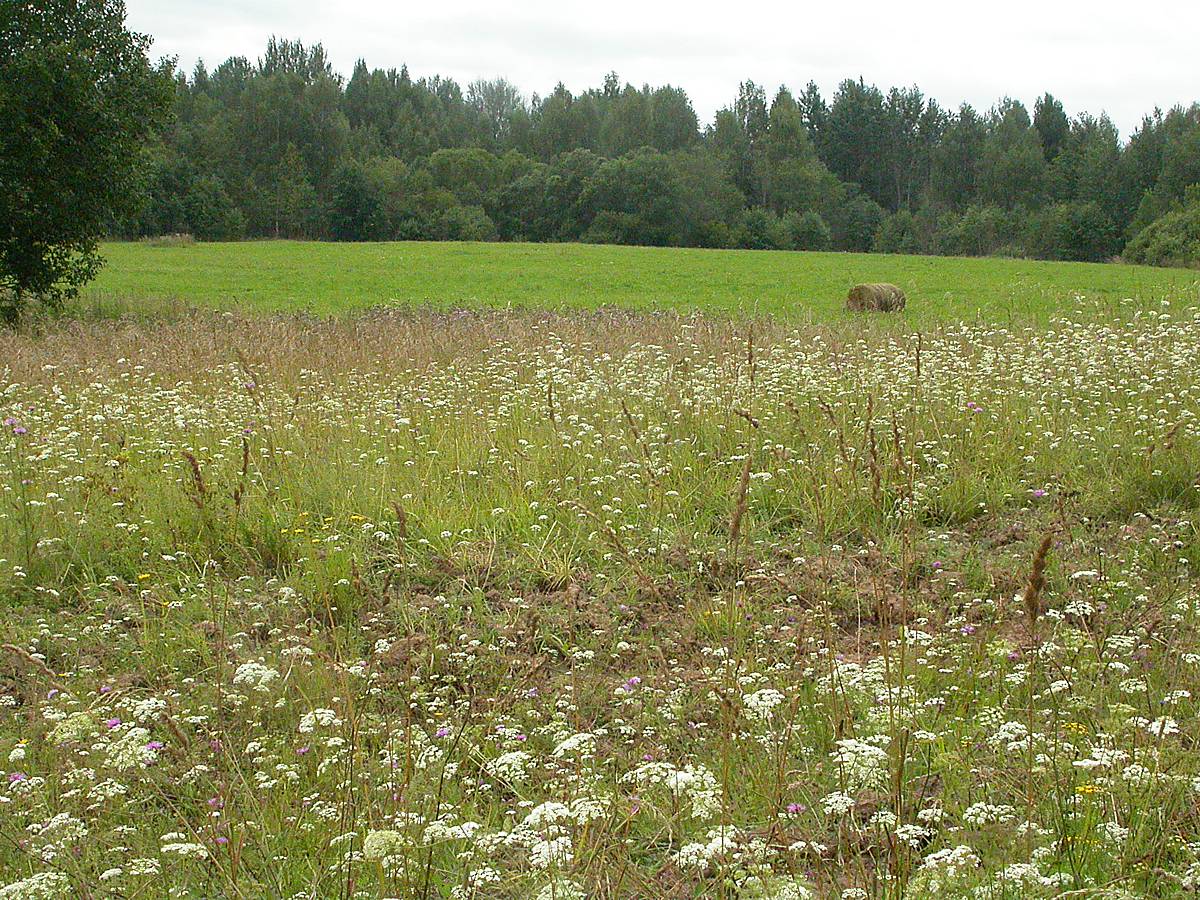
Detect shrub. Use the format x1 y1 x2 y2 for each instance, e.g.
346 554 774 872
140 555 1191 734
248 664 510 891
829 195 885 252
933 205 1016 257
1024 202 1120 262
435 205 498 242
737 208 793 250
1124 188 1200 267
873 210 921 254
785 211 831 251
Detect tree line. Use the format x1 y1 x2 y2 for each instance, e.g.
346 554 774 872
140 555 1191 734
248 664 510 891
118 38 1200 265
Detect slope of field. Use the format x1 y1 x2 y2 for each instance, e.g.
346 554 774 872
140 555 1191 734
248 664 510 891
92 240 1198 322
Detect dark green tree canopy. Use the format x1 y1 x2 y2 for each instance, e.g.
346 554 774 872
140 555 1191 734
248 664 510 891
0 0 173 319
64 30 1200 268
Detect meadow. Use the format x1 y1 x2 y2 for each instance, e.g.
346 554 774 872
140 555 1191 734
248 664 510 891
91 240 1197 323
1 247 1199 898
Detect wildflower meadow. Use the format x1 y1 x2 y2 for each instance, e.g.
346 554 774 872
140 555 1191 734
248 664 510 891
1 296 1199 898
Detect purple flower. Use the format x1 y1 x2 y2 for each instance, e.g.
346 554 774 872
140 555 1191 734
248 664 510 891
146 740 164 751
296 746 309 755
786 802 806 815
435 726 451 739
8 772 27 783
961 624 976 636
1031 488 1047 498
104 718 121 729
215 836 229 845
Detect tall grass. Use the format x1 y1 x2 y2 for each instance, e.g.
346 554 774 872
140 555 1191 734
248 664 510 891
0 301 1198 897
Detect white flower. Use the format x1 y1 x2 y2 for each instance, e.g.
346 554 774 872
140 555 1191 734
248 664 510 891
363 829 407 859
962 802 1015 826
742 688 786 722
831 737 889 791
532 879 587 900
484 750 532 783
232 661 280 693
105 727 157 771
298 708 341 732
529 835 573 869
160 842 209 859
48 712 96 746
551 732 596 759
0 872 72 898
821 791 856 816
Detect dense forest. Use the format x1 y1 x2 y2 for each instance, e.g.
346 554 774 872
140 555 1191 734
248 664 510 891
117 38 1200 265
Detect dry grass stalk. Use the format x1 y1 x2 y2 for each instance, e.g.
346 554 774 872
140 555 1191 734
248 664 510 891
728 451 754 554
181 450 207 509
1023 534 1054 634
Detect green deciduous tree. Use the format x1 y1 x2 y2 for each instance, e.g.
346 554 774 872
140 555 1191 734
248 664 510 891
0 0 173 319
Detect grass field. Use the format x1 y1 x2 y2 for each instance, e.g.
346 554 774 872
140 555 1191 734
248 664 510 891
2 244 1200 897
91 240 1198 322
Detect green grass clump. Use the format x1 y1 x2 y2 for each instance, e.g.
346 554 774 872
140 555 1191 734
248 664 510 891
89 239 1198 323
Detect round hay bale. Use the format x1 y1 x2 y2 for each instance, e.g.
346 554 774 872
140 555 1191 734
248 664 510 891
847 283 906 312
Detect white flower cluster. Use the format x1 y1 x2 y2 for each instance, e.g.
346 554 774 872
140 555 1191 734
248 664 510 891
298 708 342 732
232 660 281 693
742 688 786 723
831 737 889 791
626 761 721 820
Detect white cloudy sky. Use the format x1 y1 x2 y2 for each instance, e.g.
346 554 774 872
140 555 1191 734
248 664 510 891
126 0 1198 136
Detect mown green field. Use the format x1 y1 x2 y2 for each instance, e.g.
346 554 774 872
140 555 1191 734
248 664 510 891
92 240 1198 322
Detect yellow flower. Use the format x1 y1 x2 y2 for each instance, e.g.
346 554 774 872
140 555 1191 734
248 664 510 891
137 574 152 581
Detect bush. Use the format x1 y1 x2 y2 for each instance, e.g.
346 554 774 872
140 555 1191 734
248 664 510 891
737 208 794 250
933 205 1016 257
434 205 497 242
1024 202 1119 262
184 176 246 241
1124 188 1200 267
785 211 831 251
873 210 921 254
829 195 885 252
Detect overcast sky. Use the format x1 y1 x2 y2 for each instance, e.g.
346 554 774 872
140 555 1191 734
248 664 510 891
126 0 1198 137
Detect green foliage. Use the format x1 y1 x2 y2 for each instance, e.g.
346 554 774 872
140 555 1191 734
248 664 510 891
1026 201 1121 262
64 30 1200 267
1124 187 1200 266
934 205 1018 257
0 0 173 320
875 209 929 255
786 211 831 251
